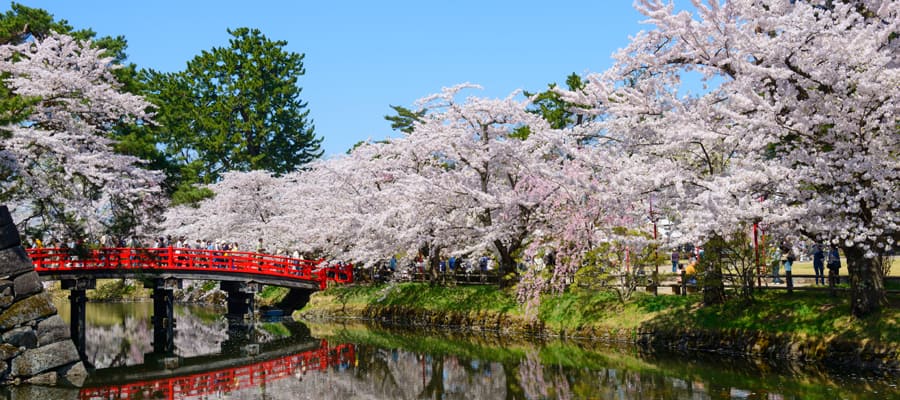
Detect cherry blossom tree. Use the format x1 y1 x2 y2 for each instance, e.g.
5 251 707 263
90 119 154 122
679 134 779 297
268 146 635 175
0 33 164 241
392 85 572 280
163 86 579 283
162 170 288 249
514 122 664 309
274 145 421 263
558 0 898 316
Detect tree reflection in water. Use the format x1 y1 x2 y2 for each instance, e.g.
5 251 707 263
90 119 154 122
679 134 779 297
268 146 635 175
58 301 230 368
49 305 900 399
297 323 898 400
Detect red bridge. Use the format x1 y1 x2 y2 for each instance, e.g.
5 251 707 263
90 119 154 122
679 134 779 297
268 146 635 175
80 340 355 400
27 247 354 290
27 247 355 358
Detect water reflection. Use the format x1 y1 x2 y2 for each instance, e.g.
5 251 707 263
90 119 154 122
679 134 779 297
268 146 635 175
7 302 898 399
56 301 231 368
82 339 354 399
305 323 899 400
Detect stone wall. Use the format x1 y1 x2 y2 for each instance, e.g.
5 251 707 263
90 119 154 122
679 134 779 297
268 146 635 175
0 206 85 386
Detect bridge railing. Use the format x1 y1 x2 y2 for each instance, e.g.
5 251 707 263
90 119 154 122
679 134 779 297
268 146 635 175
80 341 356 399
26 247 354 288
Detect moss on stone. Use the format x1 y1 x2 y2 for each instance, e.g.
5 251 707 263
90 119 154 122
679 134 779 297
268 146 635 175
0 293 56 331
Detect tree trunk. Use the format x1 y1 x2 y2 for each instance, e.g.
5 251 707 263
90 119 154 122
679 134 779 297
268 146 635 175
419 356 445 398
419 243 442 283
843 246 885 318
702 266 725 306
428 250 442 283
493 240 518 286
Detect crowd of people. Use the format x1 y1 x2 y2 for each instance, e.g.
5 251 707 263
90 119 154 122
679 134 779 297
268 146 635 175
669 240 844 288
368 254 500 283
23 234 340 273
26 235 298 258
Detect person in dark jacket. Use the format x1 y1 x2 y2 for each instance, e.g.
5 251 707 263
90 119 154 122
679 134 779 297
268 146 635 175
812 243 825 285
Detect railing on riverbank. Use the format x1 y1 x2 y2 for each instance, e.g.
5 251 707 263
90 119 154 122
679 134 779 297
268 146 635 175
27 247 354 289
645 271 900 296
356 267 502 285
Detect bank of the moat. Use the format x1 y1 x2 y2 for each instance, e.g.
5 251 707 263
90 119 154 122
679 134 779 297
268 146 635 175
295 283 900 372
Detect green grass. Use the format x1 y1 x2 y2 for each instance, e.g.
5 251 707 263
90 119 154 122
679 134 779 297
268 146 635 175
200 280 218 291
538 290 698 332
313 283 520 315
649 291 900 343
258 285 290 306
88 279 150 301
259 322 291 337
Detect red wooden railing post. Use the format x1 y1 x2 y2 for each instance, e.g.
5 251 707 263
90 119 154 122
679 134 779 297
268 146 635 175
29 249 39 269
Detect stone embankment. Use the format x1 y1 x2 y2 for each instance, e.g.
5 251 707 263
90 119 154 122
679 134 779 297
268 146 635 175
298 295 899 372
0 206 86 386
634 326 899 372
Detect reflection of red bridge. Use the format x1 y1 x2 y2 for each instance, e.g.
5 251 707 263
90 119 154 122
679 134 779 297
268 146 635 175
80 341 355 400
27 247 353 289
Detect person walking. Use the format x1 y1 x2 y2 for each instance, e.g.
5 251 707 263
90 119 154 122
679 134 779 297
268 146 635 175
771 245 783 284
826 246 841 289
670 249 680 273
812 243 825 285
781 241 795 290
781 241 795 274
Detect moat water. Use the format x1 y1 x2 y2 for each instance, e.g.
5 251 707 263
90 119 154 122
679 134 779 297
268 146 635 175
0 301 896 399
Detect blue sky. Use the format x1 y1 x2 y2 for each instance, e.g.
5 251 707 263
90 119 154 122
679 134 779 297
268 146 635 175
12 1 645 156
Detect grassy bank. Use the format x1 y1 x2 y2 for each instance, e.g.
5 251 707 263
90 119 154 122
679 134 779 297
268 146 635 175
299 283 898 341
297 283 899 358
300 283 521 319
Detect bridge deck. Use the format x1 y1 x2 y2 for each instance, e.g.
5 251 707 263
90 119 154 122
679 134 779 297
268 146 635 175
27 247 353 289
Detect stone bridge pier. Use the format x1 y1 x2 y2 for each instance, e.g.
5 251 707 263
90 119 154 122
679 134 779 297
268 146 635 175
221 281 258 322
60 278 95 362
150 278 179 354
